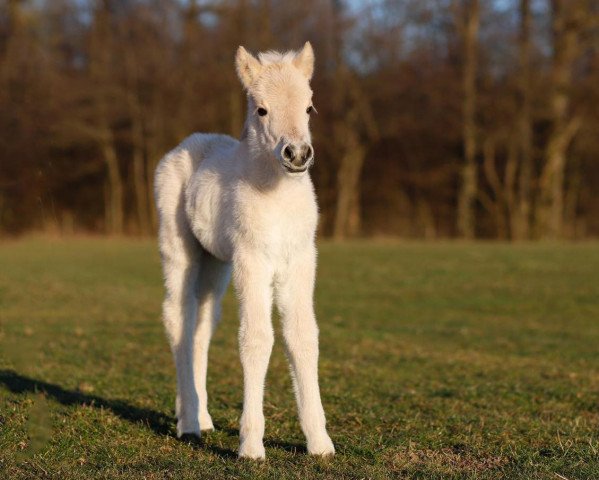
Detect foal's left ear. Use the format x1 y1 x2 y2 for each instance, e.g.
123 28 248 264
293 41 315 81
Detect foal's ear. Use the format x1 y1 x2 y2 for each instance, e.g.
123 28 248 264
236 46 262 90
293 41 315 81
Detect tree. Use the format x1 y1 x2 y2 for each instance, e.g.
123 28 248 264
1 0 599 239
88 0 124 235
331 66 378 239
456 0 480 239
513 0 533 240
536 0 585 239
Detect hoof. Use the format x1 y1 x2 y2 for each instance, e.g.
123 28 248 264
199 414 215 432
238 441 266 460
177 419 201 440
307 435 335 457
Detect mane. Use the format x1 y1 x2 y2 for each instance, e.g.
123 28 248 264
257 49 298 66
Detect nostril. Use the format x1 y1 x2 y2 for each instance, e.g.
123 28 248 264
303 145 314 161
284 145 295 160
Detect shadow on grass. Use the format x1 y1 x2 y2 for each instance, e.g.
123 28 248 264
180 432 238 459
0 369 238 459
264 439 306 455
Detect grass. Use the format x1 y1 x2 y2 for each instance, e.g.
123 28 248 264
0 238 598 479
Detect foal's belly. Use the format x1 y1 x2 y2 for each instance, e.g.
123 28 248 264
196 219 234 263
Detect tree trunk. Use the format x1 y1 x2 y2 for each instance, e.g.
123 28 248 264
102 139 124 235
513 0 533 240
145 110 162 233
333 129 366 239
538 116 581 238
416 196 437 240
124 60 150 235
330 64 378 240
89 1 124 235
126 88 150 235
132 144 149 235
456 0 480 238
505 136 519 239
536 0 582 239
563 155 582 238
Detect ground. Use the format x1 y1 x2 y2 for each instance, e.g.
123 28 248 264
0 238 598 479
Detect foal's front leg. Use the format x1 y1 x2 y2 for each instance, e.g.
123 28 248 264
276 245 335 456
234 251 274 459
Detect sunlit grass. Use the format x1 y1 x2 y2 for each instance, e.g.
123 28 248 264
1 238 598 479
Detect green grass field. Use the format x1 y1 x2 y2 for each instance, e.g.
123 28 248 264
0 239 598 479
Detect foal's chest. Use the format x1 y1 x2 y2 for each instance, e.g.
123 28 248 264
237 181 318 254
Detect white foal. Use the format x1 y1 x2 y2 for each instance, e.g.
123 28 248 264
154 42 334 459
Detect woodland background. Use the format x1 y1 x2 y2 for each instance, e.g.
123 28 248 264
0 0 598 239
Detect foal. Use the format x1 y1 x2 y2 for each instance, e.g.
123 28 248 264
154 42 334 459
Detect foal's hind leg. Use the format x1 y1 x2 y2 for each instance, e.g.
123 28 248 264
159 222 203 438
193 251 232 431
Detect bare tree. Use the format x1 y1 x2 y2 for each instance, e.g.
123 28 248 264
123 42 150 235
331 67 378 239
512 0 533 240
82 0 124 235
456 0 480 238
2 0 599 239
536 0 585 239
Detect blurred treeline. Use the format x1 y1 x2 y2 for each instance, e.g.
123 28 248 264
0 0 598 239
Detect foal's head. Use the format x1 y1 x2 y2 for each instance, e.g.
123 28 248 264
236 42 316 176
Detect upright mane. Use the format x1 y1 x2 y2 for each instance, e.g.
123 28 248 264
257 49 299 66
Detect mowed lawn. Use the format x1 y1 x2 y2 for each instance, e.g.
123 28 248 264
0 239 598 480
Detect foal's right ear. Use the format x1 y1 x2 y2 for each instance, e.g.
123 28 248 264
236 46 262 90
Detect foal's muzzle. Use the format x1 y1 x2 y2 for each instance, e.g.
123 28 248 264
282 142 314 173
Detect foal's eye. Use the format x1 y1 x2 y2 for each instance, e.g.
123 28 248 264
257 107 268 116
306 105 314 114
